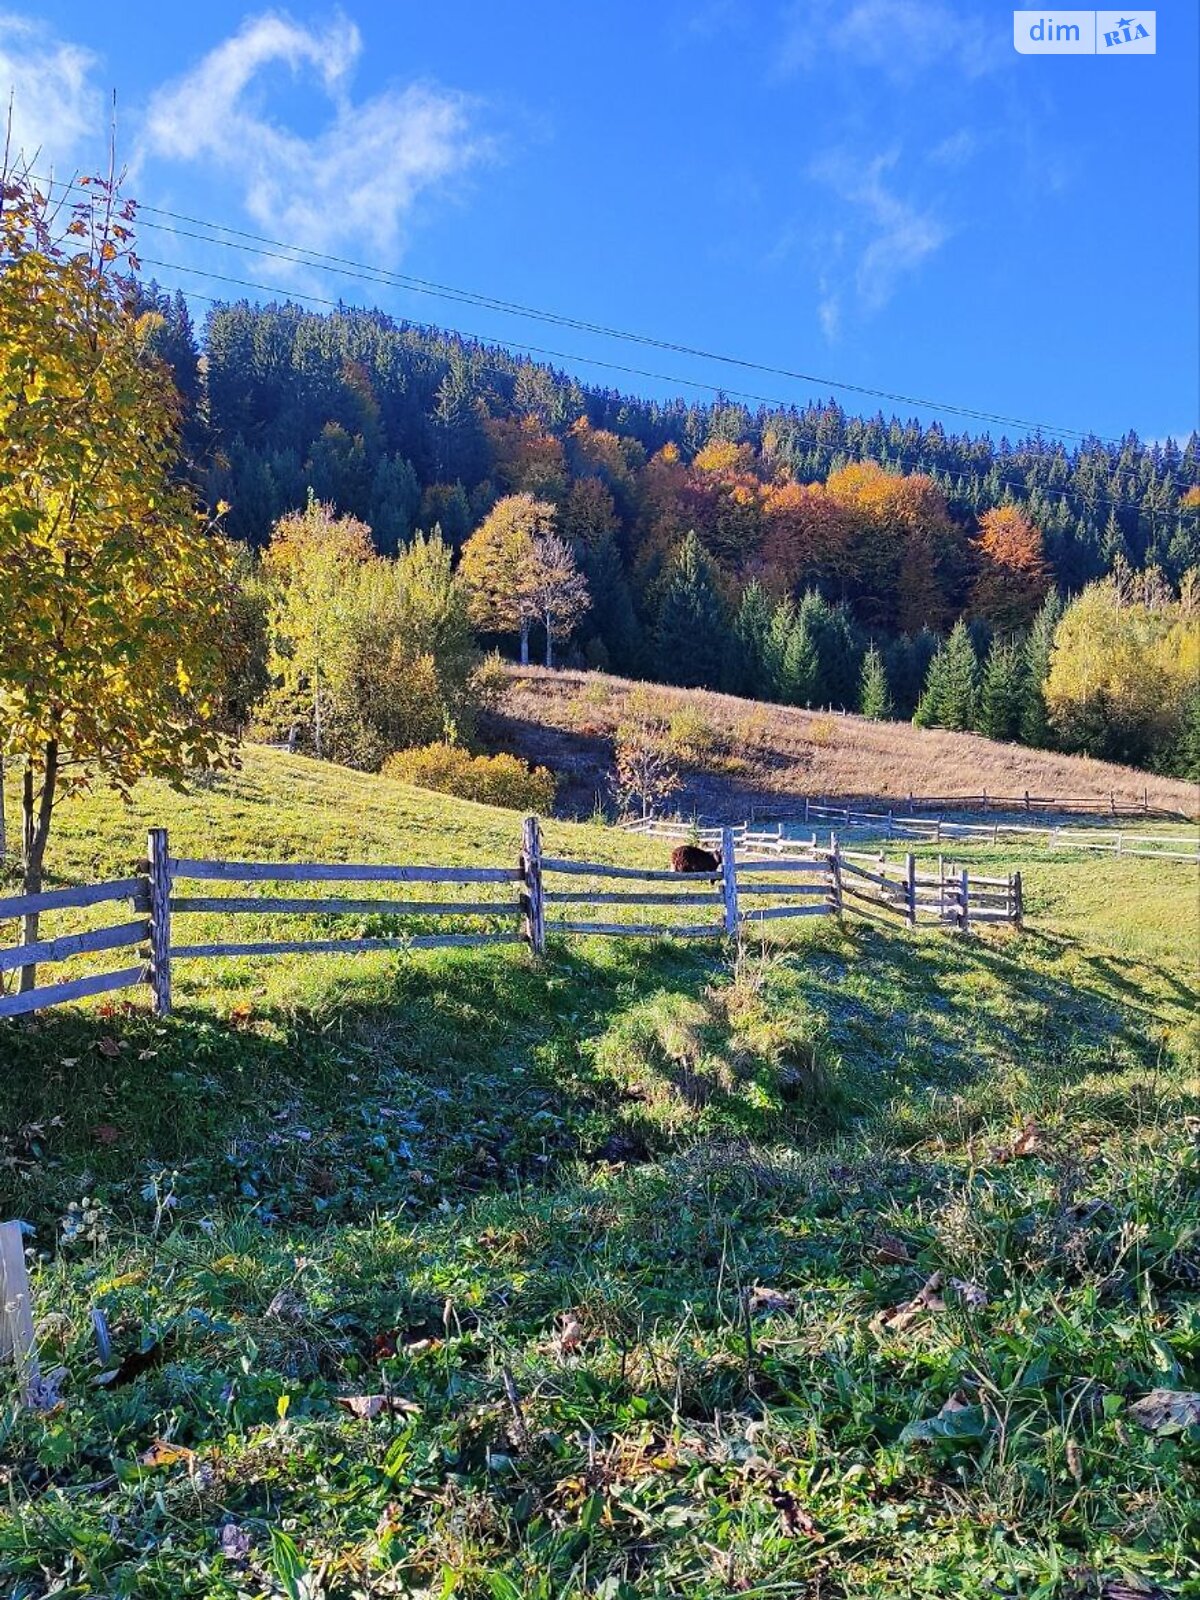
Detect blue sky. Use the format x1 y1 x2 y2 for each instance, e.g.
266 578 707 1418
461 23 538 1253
5 1 1197 444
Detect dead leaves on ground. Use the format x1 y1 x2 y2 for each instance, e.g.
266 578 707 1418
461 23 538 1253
989 1117 1048 1164
1127 1389 1200 1434
875 1271 988 1334
335 1393 422 1421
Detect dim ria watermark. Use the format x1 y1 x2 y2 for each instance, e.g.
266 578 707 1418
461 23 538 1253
1013 11 1155 53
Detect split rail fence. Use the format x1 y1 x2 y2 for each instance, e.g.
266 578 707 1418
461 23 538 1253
0 822 1022 1020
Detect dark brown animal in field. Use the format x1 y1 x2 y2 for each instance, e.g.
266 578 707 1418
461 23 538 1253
670 844 721 874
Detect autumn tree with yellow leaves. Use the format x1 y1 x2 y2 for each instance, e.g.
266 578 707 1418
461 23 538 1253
0 165 236 985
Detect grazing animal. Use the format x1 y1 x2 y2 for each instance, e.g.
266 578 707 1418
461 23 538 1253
670 844 721 874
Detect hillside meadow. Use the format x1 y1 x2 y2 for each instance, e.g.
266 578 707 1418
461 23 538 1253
0 747 1198 1598
491 668 1200 821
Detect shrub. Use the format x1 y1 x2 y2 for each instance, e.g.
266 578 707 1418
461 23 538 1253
383 743 557 812
668 707 720 765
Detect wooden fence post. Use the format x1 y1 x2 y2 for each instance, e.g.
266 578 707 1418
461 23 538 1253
1 1220 38 1406
959 868 970 934
147 828 172 1016
905 853 916 928
720 826 739 938
1024 790 1031 812
521 816 545 956
1012 871 1023 930
829 832 843 918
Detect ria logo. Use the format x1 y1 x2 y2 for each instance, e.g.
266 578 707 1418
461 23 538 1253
1012 10 1156 53
1098 12 1153 49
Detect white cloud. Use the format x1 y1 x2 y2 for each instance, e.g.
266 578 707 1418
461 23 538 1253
0 12 102 167
809 148 948 318
777 0 1004 81
142 11 489 262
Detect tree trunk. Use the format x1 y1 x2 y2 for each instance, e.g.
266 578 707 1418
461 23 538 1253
544 609 554 669
519 623 529 667
313 673 323 760
0 756 6 860
19 744 58 993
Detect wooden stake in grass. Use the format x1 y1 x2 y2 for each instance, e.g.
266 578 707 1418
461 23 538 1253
721 826 739 936
520 816 545 956
1 1220 38 1406
147 828 173 1016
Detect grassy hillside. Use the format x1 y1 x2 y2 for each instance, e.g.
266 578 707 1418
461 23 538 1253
1 749 1198 1598
491 667 1200 821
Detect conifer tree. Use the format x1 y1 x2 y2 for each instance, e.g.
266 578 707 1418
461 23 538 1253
780 618 820 705
976 639 1025 741
653 531 728 688
1020 589 1064 747
764 598 797 701
723 580 772 696
914 620 979 730
859 644 893 720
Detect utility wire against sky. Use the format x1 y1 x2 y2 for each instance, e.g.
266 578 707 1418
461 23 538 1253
35 170 1190 456
150 259 1186 527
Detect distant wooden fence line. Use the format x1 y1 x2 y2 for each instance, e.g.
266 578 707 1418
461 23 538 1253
630 806 1200 864
749 789 1194 823
0 822 1023 1020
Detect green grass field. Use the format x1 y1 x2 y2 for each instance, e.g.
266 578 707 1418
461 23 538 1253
1 749 1198 1598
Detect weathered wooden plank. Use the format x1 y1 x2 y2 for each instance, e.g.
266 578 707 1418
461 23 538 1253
0 965 145 1019
546 921 721 938
170 933 524 958
0 919 149 975
740 904 830 922
170 859 521 884
0 878 143 921
840 883 907 917
540 859 717 882
0 1220 38 1404
838 860 903 891
147 828 173 1018
170 896 515 916
739 864 832 876
734 882 829 897
543 890 721 906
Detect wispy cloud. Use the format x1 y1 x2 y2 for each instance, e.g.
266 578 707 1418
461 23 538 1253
0 12 102 167
776 0 1004 82
808 149 948 330
142 11 491 265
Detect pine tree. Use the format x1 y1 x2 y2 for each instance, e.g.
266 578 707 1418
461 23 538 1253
653 531 728 688
914 620 978 730
1020 590 1064 747
976 640 1025 741
859 644 893 720
764 598 797 701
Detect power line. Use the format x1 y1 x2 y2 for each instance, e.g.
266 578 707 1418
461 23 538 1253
36 169 1184 454
149 257 1183 526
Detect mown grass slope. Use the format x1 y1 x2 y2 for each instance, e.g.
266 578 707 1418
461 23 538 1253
1 749 1197 1599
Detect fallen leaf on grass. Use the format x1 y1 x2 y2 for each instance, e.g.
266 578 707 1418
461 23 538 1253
877 1271 945 1332
91 1124 122 1146
1127 1389 1200 1434
770 1488 823 1540
219 1523 252 1563
949 1277 988 1311
335 1393 422 1420
558 1312 585 1353
748 1286 796 1315
140 1439 196 1469
900 1389 989 1444
96 1037 122 1058
265 1287 309 1324
990 1118 1046 1163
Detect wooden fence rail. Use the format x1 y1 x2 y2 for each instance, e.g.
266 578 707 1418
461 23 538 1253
0 821 1024 1018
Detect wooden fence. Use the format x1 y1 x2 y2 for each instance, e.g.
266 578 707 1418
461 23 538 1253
750 789 1194 823
0 823 1022 1020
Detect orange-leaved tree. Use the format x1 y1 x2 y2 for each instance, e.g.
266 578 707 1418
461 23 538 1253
969 504 1052 630
458 492 557 663
0 163 235 986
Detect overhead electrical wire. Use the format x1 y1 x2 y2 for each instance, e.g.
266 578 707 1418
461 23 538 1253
150 259 1182 526
35 168 1190 460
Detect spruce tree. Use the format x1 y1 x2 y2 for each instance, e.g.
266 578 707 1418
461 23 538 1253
914 620 979 730
1020 590 1064 747
859 644 893 720
764 598 797 701
976 640 1025 741
654 531 728 688
723 580 772 696
780 618 820 705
